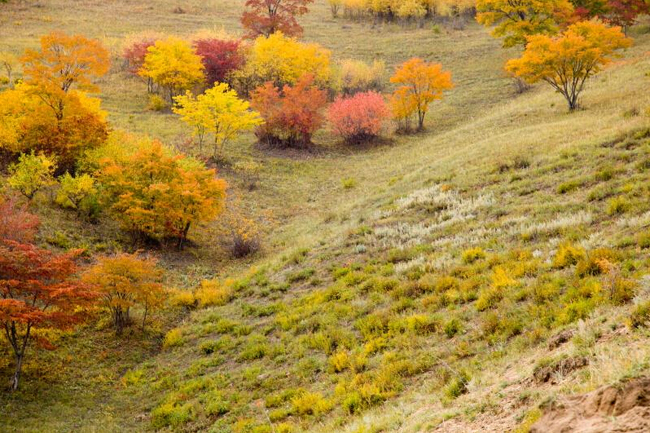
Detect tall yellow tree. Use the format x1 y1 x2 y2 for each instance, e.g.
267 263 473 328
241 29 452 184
173 83 262 159
476 0 574 47
83 253 164 335
390 58 453 131
139 37 205 102
506 20 632 110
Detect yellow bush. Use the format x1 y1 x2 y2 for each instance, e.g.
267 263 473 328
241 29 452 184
553 243 586 268
291 391 332 416
328 350 350 373
462 247 486 264
163 328 184 349
168 288 196 308
335 59 386 95
195 279 233 307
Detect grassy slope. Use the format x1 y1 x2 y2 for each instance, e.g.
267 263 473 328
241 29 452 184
1 0 650 432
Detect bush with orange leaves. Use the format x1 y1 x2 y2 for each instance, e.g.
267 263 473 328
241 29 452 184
251 74 327 148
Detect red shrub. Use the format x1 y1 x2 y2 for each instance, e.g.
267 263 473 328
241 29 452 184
122 37 159 74
328 91 390 143
193 38 245 85
0 195 40 243
251 75 327 147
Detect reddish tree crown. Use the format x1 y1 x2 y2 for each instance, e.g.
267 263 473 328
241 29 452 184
193 38 245 85
241 0 314 39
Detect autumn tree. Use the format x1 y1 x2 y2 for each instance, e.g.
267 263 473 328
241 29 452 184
251 74 327 147
476 0 575 47
232 32 331 94
0 51 18 88
0 241 96 390
98 139 227 248
7 152 57 200
506 20 632 111
83 253 164 335
390 58 454 131
55 172 97 214
122 32 164 92
328 91 391 143
604 0 649 31
21 31 109 120
241 0 315 39
193 38 245 86
0 195 40 243
139 37 205 102
0 33 110 168
173 83 262 158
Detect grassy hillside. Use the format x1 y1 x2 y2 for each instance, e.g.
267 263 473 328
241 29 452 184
1 1 650 432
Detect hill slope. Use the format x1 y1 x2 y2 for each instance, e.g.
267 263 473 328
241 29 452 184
1 1 650 432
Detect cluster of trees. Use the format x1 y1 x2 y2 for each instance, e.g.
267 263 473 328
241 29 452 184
327 0 477 22
477 0 639 109
121 28 455 151
0 32 228 248
0 196 172 390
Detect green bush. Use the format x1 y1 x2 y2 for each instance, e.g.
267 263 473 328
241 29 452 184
444 371 470 399
628 301 650 329
151 401 194 429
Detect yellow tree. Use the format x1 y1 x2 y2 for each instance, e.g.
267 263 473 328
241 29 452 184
7 152 57 200
232 32 331 94
476 0 575 47
173 83 262 159
506 20 632 111
390 58 453 131
139 37 205 102
83 253 164 335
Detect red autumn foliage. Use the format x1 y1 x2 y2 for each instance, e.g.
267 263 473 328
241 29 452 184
0 195 40 243
0 239 97 390
328 91 390 143
193 38 245 85
122 37 158 74
251 74 327 147
241 0 314 39
605 0 649 29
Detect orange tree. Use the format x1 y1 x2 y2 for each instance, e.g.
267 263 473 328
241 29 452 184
0 239 96 390
0 32 110 169
97 139 227 248
83 253 164 335
390 58 454 132
476 0 575 47
506 20 632 111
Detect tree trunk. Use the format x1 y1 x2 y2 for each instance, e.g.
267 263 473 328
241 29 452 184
10 353 24 391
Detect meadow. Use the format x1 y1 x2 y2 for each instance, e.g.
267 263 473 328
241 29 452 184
1 0 650 432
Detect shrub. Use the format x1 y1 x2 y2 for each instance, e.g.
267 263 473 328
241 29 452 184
336 59 386 95
444 371 470 399
291 391 332 416
557 180 581 194
628 301 650 329
195 280 234 307
193 38 244 85
147 94 168 111
163 328 185 349
55 172 96 211
553 243 586 268
328 91 390 143
575 248 618 277
476 287 503 311
606 196 630 215
168 289 197 309
8 152 56 200
151 401 194 429
462 247 486 264
251 75 327 147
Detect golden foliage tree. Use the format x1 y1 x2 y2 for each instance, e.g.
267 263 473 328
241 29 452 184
390 58 454 131
83 253 164 335
232 32 331 94
97 138 227 248
476 0 575 47
173 83 262 158
506 20 632 110
139 37 205 102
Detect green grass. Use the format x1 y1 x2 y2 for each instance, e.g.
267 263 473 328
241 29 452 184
2 0 650 432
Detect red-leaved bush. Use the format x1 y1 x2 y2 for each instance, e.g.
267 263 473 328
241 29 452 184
251 74 327 147
328 91 390 143
193 38 245 85
123 37 159 74
0 195 40 243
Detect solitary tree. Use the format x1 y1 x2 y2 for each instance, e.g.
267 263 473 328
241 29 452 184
390 58 454 131
83 253 164 335
241 0 315 39
0 241 96 390
173 83 262 158
506 20 632 111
